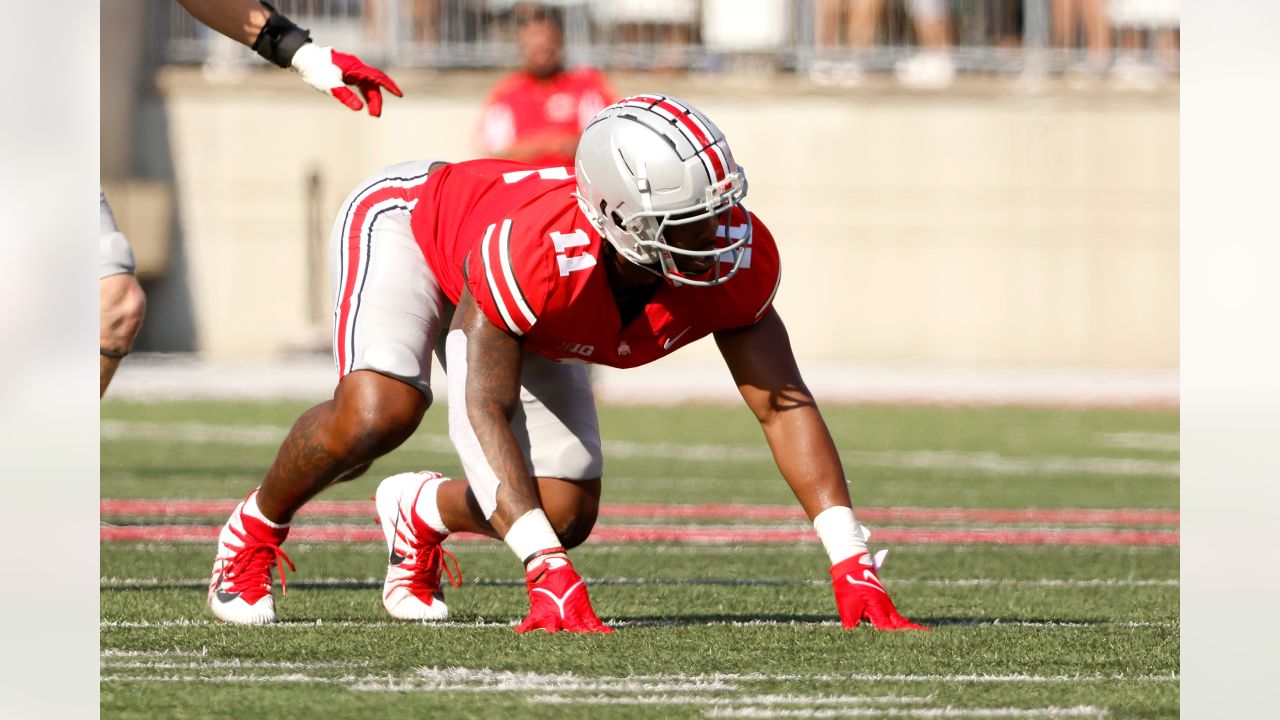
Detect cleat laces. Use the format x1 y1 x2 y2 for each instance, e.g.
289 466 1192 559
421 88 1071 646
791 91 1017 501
387 504 463 598
221 524 295 599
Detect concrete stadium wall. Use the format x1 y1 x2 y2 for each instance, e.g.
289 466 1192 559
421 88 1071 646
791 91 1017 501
139 69 1177 369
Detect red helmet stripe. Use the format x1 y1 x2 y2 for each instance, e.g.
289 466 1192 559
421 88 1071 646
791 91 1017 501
612 94 729 184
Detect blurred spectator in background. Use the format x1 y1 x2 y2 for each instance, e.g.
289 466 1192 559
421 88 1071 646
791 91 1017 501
1109 0 1179 89
1053 0 1111 75
365 0 442 46
476 10 616 167
812 0 954 89
591 0 699 71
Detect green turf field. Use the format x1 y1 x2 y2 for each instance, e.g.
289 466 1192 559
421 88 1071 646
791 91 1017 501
101 400 1179 719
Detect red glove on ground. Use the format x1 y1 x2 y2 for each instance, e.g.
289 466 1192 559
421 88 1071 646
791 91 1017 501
515 556 612 634
830 552 927 630
290 44 403 117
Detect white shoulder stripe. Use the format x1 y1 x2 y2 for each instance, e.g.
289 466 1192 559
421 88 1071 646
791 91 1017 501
480 222 523 335
498 219 538 328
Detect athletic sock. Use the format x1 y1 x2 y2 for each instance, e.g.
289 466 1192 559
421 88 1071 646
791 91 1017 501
813 505 869 565
412 475 451 536
241 488 289 529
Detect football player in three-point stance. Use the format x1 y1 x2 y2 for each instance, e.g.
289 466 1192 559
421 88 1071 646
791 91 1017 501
208 95 924 632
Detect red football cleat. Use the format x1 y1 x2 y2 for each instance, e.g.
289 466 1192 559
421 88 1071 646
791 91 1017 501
515 556 612 634
208 490 294 625
375 471 461 621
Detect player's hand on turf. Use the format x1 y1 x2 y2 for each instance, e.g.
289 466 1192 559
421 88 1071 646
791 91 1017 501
515 556 612 634
831 551 927 631
290 44 403 117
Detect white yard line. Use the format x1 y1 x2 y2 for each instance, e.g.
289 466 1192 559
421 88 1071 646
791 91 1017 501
99 661 1177 681
100 619 492 629
98 663 1177 702
102 420 1179 478
100 618 1177 630
527 693 930 707
101 660 370 670
100 648 208 658
102 542 1179 556
100 673 356 684
1099 433 1179 453
96 669 1123 717
99 576 1179 589
704 707 1108 718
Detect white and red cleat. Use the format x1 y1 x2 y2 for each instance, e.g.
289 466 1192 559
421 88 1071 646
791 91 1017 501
375 471 461 621
208 490 294 625
515 556 612 634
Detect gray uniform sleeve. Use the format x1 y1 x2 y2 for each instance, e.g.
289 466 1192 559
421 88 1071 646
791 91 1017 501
100 190 137 278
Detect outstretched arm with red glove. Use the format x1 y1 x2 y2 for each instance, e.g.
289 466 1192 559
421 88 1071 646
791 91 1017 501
715 310 926 631
176 0 403 116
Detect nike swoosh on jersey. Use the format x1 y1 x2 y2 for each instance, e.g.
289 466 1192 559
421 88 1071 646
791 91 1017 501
663 327 692 350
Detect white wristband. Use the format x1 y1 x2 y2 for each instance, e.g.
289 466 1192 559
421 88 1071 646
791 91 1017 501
813 505 869 565
503 509 562 563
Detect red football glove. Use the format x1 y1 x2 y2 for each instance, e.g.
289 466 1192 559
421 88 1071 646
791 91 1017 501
290 44 403 117
514 556 612 634
830 551 927 631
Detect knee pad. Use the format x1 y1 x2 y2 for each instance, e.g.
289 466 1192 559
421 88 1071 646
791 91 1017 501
353 342 432 401
531 435 604 482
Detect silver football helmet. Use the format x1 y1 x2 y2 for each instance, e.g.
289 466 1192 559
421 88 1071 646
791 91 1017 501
574 94 751 287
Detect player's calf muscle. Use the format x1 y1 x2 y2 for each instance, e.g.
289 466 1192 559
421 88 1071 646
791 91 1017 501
258 384 425 519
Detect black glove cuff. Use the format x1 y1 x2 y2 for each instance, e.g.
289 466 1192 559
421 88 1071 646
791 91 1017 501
251 1 312 68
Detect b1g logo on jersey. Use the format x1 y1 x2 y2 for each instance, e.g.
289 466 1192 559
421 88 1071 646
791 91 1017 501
558 340 595 357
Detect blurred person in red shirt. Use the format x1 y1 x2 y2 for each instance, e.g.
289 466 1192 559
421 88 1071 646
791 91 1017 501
476 12 616 167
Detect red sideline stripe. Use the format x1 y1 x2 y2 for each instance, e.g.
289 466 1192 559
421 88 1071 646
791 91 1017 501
99 525 1178 546
100 500 1179 526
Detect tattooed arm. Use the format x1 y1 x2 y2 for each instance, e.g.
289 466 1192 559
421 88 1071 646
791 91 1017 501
448 288 541 535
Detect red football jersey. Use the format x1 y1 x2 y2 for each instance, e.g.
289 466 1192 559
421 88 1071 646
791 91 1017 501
411 159 781 369
476 68 616 167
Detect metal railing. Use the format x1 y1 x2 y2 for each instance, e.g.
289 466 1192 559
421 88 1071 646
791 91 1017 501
159 0 1179 81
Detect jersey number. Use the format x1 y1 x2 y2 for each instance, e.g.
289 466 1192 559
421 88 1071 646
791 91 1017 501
497 168 595 276
551 230 596 276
